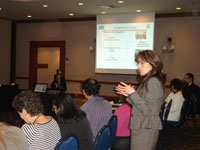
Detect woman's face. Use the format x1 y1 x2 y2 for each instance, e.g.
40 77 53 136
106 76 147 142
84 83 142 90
137 57 153 76
170 85 177 93
52 105 60 116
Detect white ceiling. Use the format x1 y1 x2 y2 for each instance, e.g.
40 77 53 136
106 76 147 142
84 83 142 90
0 0 200 21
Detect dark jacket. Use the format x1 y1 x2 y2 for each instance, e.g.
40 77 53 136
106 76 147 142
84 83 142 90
51 74 67 91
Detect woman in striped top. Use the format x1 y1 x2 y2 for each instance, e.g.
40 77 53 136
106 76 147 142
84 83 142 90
12 91 61 150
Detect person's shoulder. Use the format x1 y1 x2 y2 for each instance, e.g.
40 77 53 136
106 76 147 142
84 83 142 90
191 83 200 89
149 77 160 82
46 117 60 127
2 124 23 134
21 123 38 132
21 123 30 129
148 77 162 86
119 104 131 109
92 96 108 103
174 91 184 98
114 104 131 114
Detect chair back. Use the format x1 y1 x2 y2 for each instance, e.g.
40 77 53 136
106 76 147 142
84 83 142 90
108 115 118 149
55 133 79 150
93 125 111 150
160 100 172 126
164 100 173 121
175 100 187 127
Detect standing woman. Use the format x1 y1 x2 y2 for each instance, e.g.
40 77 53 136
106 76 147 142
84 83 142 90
115 50 166 150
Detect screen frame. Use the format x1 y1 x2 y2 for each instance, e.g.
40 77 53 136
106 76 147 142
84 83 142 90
95 12 155 74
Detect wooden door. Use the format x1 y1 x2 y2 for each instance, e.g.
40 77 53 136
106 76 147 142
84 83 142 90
29 41 65 90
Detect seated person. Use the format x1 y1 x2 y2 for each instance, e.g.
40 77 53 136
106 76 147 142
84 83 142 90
12 91 61 150
51 69 66 91
80 78 112 139
162 78 185 125
113 96 131 150
52 93 93 150
183 73 200 118
0 122 27 150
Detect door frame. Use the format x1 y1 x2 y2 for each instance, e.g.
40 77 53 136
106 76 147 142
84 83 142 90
29 41 66 90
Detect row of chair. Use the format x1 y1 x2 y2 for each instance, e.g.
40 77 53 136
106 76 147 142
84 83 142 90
160 99 200 144
55 115 118 150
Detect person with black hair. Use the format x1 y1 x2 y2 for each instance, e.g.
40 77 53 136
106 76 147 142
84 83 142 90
183 73 200 117
80 78 112 139
52 93 93 150
163 78 185 123
12 91 61 150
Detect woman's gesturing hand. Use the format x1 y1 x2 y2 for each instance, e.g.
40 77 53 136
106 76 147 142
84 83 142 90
115 82 135 97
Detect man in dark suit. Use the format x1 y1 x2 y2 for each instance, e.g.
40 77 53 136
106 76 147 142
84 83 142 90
51 69 66 92
183 73 200 118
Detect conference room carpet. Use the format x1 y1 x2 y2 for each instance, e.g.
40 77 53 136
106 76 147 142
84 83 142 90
156 123 200 150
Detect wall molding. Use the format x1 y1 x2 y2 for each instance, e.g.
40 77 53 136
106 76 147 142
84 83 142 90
14 17 96 24
67 79 170 88
67 79 138 85
15 76 29 80
13 12 200 24
155 12 200 18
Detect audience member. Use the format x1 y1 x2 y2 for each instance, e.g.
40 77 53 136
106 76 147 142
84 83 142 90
52 93 93 150
113 96 131 150
81 78 112 139
51 69 67 91
162 78 185 125
0 122 27 150
12 91 61 150
183 73 200 118
115 50 166 150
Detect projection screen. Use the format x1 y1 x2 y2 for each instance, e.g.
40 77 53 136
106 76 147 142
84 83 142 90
96 13 155 74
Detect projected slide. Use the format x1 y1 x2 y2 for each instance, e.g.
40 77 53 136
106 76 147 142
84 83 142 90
96 23 154 71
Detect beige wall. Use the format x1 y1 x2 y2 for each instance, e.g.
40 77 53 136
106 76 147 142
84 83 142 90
15 16 200 96
0 19 11 84
155 17 200 87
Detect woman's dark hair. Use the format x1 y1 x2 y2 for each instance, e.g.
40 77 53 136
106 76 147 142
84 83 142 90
12 90 44 116
82 78 101 96
135 50 166 93
170 78 183 91
52 93 86 123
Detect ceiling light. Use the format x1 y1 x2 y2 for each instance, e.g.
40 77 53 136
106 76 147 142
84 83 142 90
69 13 74 16
136 10 141 12
27 15 32 18
118 1 124 4
176 7 181 10
43 5 48 8
0 8 2 11
101 12 106 14
78 2 84 6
